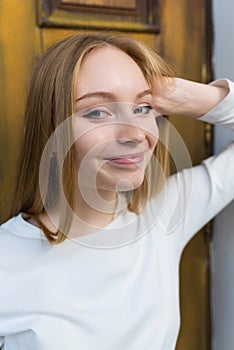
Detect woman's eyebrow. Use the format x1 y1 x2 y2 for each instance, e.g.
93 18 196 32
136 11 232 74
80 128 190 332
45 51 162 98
75 89 152 102
75 92 116 102
136 89 152 99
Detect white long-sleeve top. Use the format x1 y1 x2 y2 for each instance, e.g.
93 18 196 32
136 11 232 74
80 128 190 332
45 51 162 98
0 80 233 350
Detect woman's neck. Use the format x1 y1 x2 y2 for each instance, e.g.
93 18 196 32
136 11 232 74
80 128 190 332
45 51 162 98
27 188 119 237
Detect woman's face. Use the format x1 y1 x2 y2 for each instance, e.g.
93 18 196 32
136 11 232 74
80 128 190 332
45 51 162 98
73 46 158 196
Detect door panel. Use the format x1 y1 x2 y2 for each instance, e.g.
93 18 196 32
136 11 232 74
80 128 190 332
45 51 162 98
37 0 159 32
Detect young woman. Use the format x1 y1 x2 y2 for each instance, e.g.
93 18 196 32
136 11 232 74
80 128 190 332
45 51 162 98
0 33 233 350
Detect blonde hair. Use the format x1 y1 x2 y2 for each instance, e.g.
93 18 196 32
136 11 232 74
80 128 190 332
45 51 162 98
9 32 173 244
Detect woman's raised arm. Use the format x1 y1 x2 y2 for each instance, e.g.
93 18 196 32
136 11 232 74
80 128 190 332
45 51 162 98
152 77 229 118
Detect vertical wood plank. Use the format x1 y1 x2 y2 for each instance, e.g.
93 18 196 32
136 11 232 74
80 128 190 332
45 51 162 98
0 0 41 220
160 0 212 349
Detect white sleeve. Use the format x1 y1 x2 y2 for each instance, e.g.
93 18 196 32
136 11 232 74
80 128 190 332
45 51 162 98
164 144 234 249
199 79 234 130
159 79 234 252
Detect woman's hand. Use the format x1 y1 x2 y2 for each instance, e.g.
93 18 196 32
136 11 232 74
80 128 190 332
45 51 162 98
152 77 229 118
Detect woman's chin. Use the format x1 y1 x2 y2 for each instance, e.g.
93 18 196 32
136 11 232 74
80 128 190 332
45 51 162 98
103 176 144 192
95 168 145 193
115 177 144 192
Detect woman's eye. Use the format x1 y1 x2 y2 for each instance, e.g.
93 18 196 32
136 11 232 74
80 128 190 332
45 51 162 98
133 105 153 116
82 109 110 121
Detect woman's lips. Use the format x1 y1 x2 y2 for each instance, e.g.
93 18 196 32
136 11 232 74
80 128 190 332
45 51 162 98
104 152 144 165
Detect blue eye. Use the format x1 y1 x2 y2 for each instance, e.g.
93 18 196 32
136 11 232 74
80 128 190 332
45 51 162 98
82 109 111 121
133 105 153 116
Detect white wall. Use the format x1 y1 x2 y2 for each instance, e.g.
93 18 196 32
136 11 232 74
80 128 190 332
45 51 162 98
212 0 234 349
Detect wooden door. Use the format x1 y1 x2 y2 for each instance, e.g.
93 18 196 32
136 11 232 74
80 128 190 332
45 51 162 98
0 1 213 349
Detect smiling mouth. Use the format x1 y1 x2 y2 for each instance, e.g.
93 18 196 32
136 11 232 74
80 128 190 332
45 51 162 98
104 152 144 165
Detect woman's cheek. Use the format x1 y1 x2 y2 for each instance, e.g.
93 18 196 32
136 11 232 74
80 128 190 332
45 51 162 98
73 128 111 165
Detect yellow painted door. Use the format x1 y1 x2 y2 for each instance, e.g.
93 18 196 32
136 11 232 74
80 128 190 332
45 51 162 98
0 1 213 349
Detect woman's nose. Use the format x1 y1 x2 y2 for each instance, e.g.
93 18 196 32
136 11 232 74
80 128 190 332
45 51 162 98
116 123 146 144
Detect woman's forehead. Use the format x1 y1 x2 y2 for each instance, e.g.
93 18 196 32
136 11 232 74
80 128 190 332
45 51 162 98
75 46 149 100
